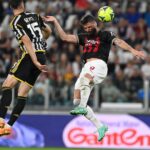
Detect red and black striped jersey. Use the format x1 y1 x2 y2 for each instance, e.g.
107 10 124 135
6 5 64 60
78 30 116 63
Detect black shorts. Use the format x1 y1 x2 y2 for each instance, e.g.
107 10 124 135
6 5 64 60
10 52 46 87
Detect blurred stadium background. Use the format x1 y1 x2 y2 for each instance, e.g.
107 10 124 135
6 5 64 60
0 0 150 149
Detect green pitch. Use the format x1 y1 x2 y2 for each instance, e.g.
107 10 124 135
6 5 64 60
0 148 127 150
0 148 100 150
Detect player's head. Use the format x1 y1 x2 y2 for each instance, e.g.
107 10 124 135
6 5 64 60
80 14 97 35
9 0 25 10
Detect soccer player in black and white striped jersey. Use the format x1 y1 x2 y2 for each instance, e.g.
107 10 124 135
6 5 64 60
0 0 51 136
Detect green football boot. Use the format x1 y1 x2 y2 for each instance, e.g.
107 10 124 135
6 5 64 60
97 125 108 141
70 106 88 115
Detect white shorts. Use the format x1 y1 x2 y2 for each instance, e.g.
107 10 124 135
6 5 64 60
75 59 108 89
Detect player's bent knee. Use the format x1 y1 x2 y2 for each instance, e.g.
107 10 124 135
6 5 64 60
18 89 30 97
74 74 93 90
80 77 91 90
2 76 18 88
84 73 93 81
18 83 32 97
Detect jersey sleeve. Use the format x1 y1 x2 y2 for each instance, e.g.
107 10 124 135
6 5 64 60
11 18 26 40
102 31 116 44
38 15 46 28
77 33 85 46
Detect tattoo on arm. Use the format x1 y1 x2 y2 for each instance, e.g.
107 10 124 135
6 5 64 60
114 38 133 52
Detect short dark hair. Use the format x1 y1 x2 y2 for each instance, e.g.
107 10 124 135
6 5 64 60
9 0 24 9
80 14 96 25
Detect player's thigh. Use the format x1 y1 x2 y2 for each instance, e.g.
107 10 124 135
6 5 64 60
74 66 86 89
85 60 108 84
74 75 91 99
10 53 30 83
18 82 32 97
2 74 18 88
74 74 83 99
26 53 46 86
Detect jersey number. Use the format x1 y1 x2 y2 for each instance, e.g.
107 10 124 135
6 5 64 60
83 37 100 53
27 22 43 38
83 43 99 53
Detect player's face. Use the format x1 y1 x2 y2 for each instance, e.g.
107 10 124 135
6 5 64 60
83 21 97 35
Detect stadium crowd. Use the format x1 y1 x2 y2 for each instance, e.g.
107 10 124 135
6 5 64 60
0 0 150 107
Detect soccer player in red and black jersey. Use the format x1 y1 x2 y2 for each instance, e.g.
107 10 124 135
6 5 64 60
44 14 145 141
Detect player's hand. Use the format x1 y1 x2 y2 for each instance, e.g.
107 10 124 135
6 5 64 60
42 16 56 23
132 50 146 59
34 61 48 72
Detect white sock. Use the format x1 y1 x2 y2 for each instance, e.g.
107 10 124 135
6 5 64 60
73 99 80 106
79 85 91 107
79 79 94 108
84 105 103 129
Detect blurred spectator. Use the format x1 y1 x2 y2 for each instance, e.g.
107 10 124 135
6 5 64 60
0 0 4 24
25 0 39 12
64 63 74 84
75 0 90 12
133 18 148 42
142 31 150 52
114 69 127 92
101 77 127 102
108 46 118 74
125 31 140 47
113 4 125 23
126 66 143 102
125 4 142 24
118 18 133 40
28 73 48 105
56 53 69 75
66 43 78 62
144 5 150 27
124 60 135 78
49 74 69 105
72 54 82 78
141 55 150 79
0 0 150 107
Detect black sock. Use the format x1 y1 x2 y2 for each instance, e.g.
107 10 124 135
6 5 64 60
0 87 12 118
8 96 27 126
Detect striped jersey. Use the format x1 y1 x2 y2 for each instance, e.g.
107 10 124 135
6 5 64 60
78 31 116 63
10 12 47 53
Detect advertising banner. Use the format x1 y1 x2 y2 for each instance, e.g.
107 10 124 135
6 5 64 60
0 114 150 149
63 114 150 149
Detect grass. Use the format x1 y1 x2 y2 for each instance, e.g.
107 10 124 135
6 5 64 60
0 148 131 150
0 148 102 150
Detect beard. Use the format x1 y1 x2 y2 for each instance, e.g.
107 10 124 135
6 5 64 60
86 28 97 36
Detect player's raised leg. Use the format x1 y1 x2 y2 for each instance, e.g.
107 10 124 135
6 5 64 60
70 73 108 141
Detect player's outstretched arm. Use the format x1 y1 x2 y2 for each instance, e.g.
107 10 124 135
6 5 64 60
113 38 145 59
43 16 78 44
21 35 47 72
